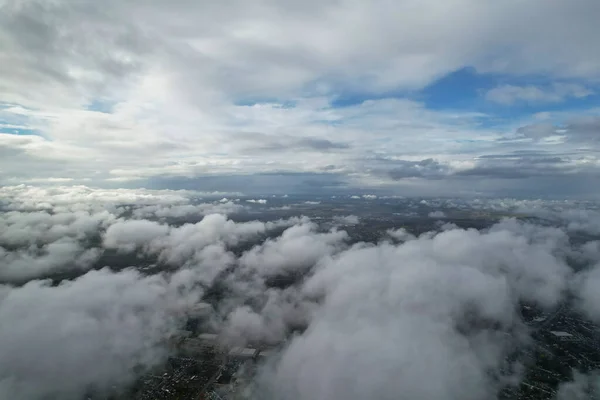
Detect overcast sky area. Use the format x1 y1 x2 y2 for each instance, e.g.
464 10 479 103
1 0 600 197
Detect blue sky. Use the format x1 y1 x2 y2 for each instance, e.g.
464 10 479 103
1 0 600 197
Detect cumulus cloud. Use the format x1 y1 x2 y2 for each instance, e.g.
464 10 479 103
255 220 573 399
0 186 249 281
0 240 102 282
130 202 245 219
386 227 417 242
247 199 268 204
428 210 446 218
0 267 202 400
240 222 348 278
573 264 600 325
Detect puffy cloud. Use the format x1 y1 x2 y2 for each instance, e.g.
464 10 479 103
240 222 348 277
257 220 573 399
428 210 446 218
102 219 170 253
0 240 101 282
0 186 248 281
386 227 417 242
0 185 236 214
0 267 201 400
247 199 268 204
573 264 600 324
0 210 115 246
130 202 245 219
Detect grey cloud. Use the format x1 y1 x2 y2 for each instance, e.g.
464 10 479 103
386 227 417 242
0 0 152 107
239 133 351 153
0 240 102 282
456 154 596 180
294 137 350 151
556 371 600 400
4 0 600 108
485 83 593 105
383 158 450 180
428 210 446 218
573 264 600 324
517 116 600 143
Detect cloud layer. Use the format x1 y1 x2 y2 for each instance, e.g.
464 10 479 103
2 187 600 399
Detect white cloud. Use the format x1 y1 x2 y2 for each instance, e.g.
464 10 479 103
0 267 202 399
257 219 573 399
247 199 268 204
428 210 446 218
1 1 600 195
240 222 348 277
2 192 600 398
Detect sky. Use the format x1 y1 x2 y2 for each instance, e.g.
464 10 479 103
1 0 600 197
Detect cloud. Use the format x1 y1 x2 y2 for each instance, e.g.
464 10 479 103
240 222 348 278
3 187 600 399
130 202 245 219
1 1 600 196
428 210 446 218
256 219 573 399
556 370 600 400
573 264 600 324
0 239 101 282
0 267 202 399
0 186 250 281
247 199 268 204
485 83 593 105
517 116 600 144
383 158 451 180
